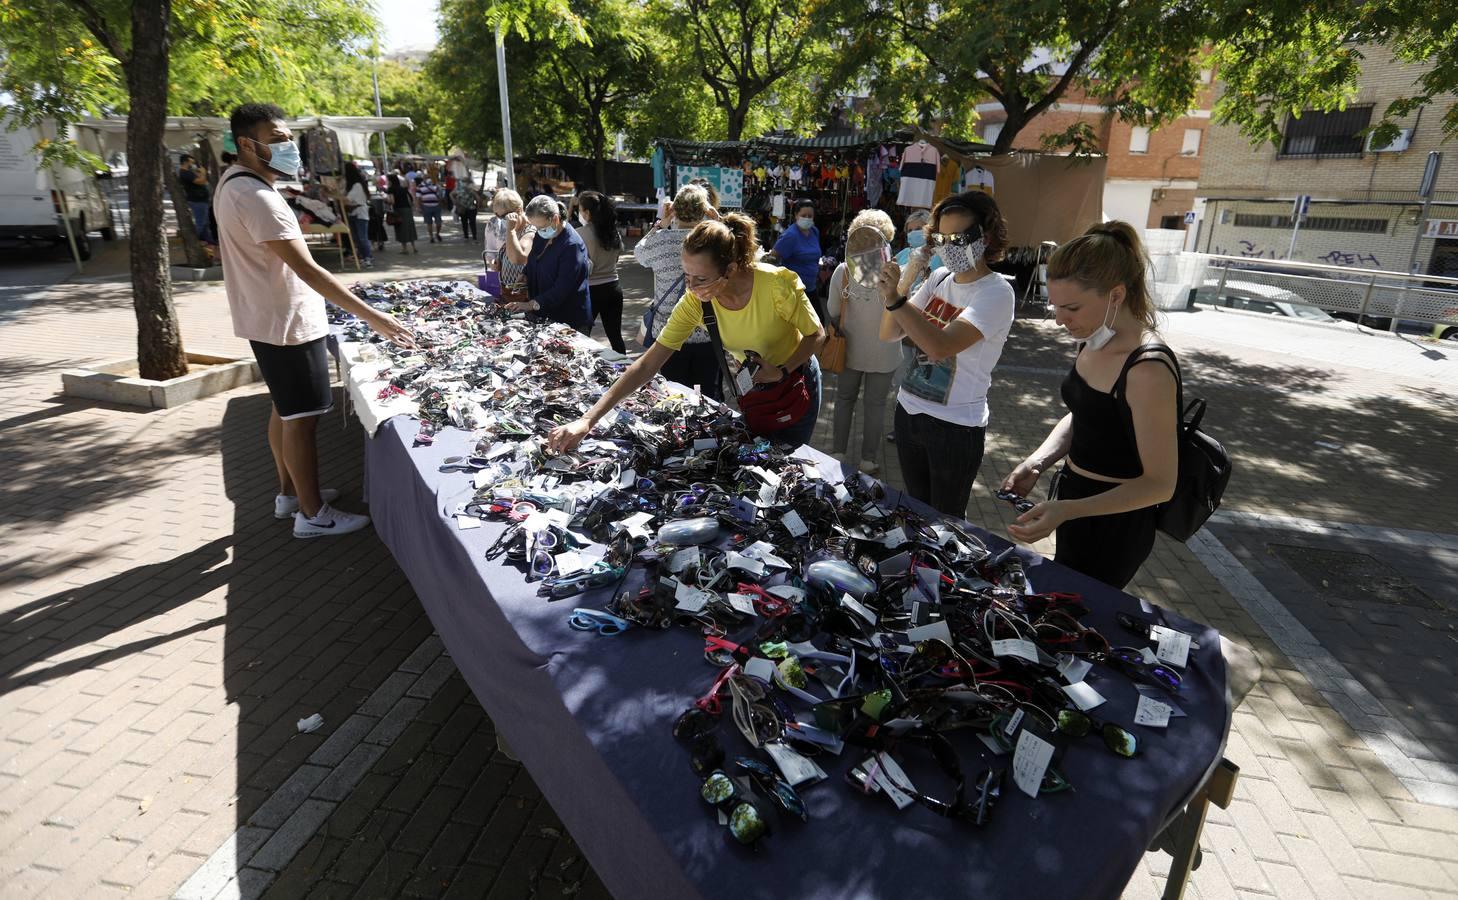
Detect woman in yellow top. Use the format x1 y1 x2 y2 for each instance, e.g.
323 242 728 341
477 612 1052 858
548 213 826 453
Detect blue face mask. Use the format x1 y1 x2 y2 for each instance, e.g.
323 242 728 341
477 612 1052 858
254 138 301 177
536 225 559 239
796 216 814 231
906 230 926 248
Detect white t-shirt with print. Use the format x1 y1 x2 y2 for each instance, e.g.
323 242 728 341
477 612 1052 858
896 269 1016 428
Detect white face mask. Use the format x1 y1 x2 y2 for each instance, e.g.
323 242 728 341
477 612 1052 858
796 216 814 231
1072 298 1120 350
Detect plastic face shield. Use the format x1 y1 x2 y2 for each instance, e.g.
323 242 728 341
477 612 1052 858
844 228 891 288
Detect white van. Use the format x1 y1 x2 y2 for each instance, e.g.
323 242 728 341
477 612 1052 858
0 115 116 260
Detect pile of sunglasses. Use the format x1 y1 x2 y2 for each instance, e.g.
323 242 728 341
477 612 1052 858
334 280 1198 851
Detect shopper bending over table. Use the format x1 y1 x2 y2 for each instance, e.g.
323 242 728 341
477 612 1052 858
875 191 1015 518
1001 221 1179 589
501 195 592 335
548 213 826 453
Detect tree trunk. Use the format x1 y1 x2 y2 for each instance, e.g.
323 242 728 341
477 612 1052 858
127 0 188 381
726 97 752 141
168 154 210 269
994 108 1025 154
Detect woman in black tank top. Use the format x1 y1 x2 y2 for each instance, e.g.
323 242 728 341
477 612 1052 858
1000 222 1180 589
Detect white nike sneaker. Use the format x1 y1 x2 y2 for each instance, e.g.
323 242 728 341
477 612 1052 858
859 459 880 475
293 503 371 538
275 489 340 519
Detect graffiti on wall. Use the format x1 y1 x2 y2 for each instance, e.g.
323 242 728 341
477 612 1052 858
1316 250 1381 268
1212 241 1277 259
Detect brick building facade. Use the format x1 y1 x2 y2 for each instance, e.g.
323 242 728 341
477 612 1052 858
975 78 1215 232
1193 45 1458 278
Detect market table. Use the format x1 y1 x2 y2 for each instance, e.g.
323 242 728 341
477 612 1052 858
345 379 1231 900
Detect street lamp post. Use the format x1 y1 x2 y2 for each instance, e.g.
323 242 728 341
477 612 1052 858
496 24 515 191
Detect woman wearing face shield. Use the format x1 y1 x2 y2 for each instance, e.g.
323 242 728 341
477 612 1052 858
500 195 592 334
1000 222 1179 589
876 191 1015 517
827 210 903 474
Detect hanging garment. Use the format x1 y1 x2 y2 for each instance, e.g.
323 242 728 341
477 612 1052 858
897 141 939 208
964 165 995 196
933 159 963 204
865 149 885 207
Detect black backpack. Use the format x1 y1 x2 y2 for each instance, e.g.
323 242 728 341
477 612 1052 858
1115 344 1232 541
208 169 269 243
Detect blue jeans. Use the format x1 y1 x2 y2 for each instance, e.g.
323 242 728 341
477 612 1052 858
348 216 371 260
770 355 822 448
187 200 213 243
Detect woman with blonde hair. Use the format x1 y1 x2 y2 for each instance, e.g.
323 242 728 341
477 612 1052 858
1001 221 1179 588
485 187 529 289
549 212 826 453
827 209 902 473
632 184 723 397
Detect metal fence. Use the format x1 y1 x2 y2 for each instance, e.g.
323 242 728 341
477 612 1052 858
1197 254 1458 329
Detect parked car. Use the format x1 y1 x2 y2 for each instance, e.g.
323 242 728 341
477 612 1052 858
1192 280 1338 323
0 113 116 260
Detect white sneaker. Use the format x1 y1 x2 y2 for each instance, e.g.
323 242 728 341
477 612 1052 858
275 490 340 519
860 459 879 475
293 503 370 538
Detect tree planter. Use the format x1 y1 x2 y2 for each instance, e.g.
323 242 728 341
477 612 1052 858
62 353 259 409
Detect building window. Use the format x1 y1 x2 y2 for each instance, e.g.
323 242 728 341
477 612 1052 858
1181 129 1202 156
1129 126 1150 154
1231 213 1387 233
982 122 1003 144
1279 106 1373 159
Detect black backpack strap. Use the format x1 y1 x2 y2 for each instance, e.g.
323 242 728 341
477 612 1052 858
1114 342 1189 427
700 299 741 400
209 170 271 240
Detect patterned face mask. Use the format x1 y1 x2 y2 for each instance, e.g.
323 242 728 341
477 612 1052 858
937 237 985 273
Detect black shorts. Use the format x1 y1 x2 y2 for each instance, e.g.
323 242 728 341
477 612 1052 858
250 337 333 419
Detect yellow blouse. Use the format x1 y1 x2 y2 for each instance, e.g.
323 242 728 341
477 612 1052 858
656 263 822 367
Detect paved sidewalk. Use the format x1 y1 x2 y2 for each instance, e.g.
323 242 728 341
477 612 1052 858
3 235 1458 899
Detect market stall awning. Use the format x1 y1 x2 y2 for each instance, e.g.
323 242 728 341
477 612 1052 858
655 128 996 161
75 114 414 159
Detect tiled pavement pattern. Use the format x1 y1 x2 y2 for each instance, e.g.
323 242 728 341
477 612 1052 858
2 231 1458 899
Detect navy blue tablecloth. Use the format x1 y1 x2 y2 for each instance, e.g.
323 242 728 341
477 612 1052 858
364 417 1228 900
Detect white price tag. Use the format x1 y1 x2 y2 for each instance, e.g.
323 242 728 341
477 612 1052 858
743 657 778 683
1012 729 1055 799
914 566 941 603
554 551 589 576
544 509 572 529
840 592 879 626
1057 654 1092 684
456 515 481 530
781 509 808 537
878 551 912 577
667 546 701 575
726 592 758 616
484 441 515 460
1004 707 1025 738
1152 627 1192 669
1140 647 1160 666
868 752 915 810
1134 695 1172 728
833 483 852 504
764 741 827 787
880 527 907 548
734 368 754 395
725 552 765 577
905 621 953 644
673 581 712 613
523 511 551 533
617 467 637 489
1061 681 1107 711
474 470 494 489
991 639 1041 664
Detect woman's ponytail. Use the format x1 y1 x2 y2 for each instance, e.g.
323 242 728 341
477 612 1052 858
683 212 761 274
1047 220 1157 330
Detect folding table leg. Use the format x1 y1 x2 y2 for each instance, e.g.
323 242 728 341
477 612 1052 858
1162 758 1239 900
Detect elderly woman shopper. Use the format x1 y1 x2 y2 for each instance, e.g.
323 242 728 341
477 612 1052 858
827 210 903 474
486 187 529 290
549 213 825 453
632 184 723 398
387 173 418 254
501 195 592 334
